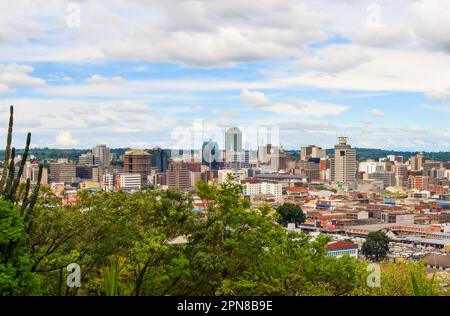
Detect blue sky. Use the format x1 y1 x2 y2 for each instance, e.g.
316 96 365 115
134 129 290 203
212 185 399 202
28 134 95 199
1 0 450 151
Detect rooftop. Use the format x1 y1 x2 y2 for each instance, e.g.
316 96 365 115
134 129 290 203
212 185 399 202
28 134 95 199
125 149 150 156
327 241 358 251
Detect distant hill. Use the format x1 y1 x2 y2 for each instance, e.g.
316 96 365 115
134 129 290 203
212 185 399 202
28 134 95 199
0 147 129 163
287 148 450 162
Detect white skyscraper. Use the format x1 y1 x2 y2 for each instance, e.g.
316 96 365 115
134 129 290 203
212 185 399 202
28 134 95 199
225 127 242 152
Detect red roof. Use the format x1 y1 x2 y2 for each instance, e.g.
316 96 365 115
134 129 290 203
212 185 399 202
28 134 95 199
327 241 358 251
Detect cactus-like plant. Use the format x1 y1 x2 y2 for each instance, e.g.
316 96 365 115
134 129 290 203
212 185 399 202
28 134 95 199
0 106 13 192
0 105 43 230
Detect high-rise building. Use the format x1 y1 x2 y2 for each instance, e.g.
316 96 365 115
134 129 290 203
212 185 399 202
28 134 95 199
410 152 426 171
49 161 76 183
278 147 287 171
149 147 170 173
225 127 242 152
202 140 220 170
76 165 94 180
258 144 280 173
394 164 408 187
79 152 100 165
331 137 356 183
304 158 321 181
300 145 326 161
424 161 442 177
225 150 249 170
92 144 111 168
123 149 151 184
408 175 430 191
167 160 191 191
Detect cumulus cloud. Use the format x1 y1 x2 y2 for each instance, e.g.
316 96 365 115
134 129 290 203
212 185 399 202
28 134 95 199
410 0 450 52
240 89 272 107
110 100 150 113
0 0 333 66
0 63 45 94
370 108 384 117
55 131 79 147
424 89 449 101
240 89 348 117
351 24 409 47
296 45 371 73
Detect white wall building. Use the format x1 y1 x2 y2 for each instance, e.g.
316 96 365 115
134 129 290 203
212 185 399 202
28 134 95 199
244 182 283 201
358 161 386 174
119 173 141 193
102 173 114 192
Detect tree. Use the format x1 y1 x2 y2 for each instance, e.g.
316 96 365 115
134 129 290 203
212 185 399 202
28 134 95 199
0 198 43 295
0 106 44 295
361 231 390 261
170 178 364 296
276 203 305 227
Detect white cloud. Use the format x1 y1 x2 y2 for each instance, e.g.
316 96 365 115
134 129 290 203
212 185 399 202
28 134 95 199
110 100 150 113
297 45 372 73
370 108 384 117
55 131 79 147
0 0 333 66
275 45 450 93
424 89 449 101
240 89 348 117
410 0 450 52
0 63 45 94
351 24 409 47
240 89 271 107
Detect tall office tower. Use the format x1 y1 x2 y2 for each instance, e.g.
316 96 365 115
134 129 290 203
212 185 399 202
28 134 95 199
424 161 442 177
123 149 151 184
225 150 250 170
202 140 220 170
23 161 48 185
92 144 111 168
300 145 326 161
224 127 249 170
49 161 76 183
278 146 287 171
394 164 408 187
409 152 426 171
304 158 321 181
258 143 280 173
167 160 191 191
79 152 100 165
225 127 242 152
76 165 94 180
149 147 169 173
331 137 357 183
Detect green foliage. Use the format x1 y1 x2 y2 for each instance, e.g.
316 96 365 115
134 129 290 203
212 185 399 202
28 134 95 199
0 198 43 295
104 265 119 296
361 231 390 262
276 203 305 227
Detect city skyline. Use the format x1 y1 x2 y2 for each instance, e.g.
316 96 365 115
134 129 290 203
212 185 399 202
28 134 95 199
1 1 450 151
